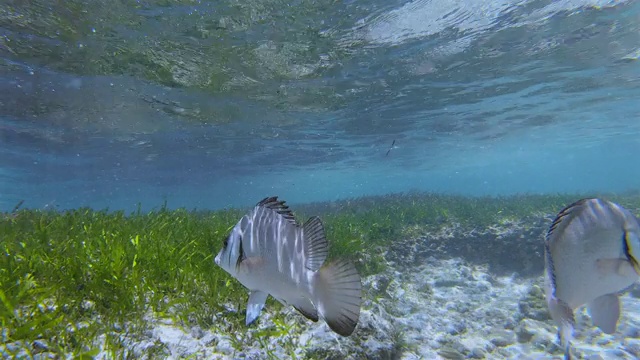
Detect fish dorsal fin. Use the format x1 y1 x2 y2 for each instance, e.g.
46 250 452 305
546 198 594 244
256 196 297 224
302 216 328 271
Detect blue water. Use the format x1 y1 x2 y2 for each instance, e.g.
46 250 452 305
1 0 640 212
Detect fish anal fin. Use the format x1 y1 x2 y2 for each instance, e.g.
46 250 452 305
596 258 637 278
303 216 328 271
588 294 620 334
256 196 297 224
292 297 319 322
246 290 269 326
314 259 362 337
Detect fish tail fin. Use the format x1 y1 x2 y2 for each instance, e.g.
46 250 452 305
313 259 362 336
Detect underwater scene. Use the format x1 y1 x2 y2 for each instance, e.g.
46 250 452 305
2 0 640 359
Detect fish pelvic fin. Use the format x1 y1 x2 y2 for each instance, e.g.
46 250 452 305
556 319 574 360
246 290 269 326
302 216 328 271
313 259 362 336
548 296 575 360
587 293 620 334
564 344 572 360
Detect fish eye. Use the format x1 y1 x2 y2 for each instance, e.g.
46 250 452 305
223 237 229 248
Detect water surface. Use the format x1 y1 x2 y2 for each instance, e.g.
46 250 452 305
1 0 639 211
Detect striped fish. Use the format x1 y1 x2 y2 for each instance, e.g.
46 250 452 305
544 198 640 359
214 196 362 336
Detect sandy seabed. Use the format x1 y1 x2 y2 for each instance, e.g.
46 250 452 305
93 216 640 360
7 217 639 360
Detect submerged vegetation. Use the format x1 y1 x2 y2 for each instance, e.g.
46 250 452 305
2 191 640 358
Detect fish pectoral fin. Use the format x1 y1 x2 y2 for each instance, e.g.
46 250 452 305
302 216 328 271
313 259 362 337
292 297 319 322
246 290 269 326
587 294 620 334
238 256 266 274
596 258 637 278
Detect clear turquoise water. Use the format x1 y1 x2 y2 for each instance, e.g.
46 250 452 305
1 0 639 211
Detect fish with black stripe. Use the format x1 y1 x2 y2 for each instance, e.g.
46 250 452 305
214 196 362 336
544 198 640 359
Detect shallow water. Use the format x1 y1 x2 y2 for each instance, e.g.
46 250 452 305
1 0 640 211
2 0 640 359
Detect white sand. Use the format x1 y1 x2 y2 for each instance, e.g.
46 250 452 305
86 257 640 359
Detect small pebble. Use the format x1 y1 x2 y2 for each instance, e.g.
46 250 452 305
190 326 204 339
438 347 465 360
32 340 49 352
624 338 640 357
490 329 516 347
470 347 487 358
33 352 57 360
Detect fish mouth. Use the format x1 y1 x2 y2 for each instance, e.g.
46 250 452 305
214 253 220 265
